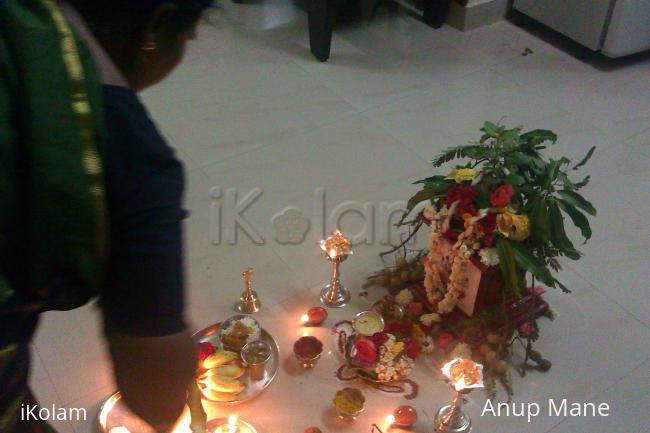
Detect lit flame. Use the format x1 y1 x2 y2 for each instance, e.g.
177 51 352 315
386 414 396 425
320 229 351 258
228 415 238 433
301 314 310 324
441 358 484 392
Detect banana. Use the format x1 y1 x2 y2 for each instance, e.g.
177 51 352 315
202 350 239 369
198 364 245 381
201 387 239 402
197 368 216 381
204 375 246 394
215 364 245 379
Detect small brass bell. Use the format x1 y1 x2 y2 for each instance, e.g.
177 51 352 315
237 267 261 314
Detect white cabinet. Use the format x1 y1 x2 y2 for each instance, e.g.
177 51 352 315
513 0 650 57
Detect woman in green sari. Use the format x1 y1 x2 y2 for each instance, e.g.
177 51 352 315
1 1 212 432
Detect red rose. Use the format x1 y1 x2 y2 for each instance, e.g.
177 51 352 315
437 333 455 350
354 337 378 364
403 338 420 359
408 302 423 317
196 342 215 361
490 184 514 207
370 332 390 345
446 185 479 214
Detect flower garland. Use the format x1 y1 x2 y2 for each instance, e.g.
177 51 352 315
422 200 500 316
423 203 475 315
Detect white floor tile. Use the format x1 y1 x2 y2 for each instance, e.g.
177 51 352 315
33 306 115 406
547 359 650 433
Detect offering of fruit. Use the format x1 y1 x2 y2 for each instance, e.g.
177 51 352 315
204 375 245 394
203 350 239 369
214 364 246 379
201 388 239 403
198 349 247 402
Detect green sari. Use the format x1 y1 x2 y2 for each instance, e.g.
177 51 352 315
0 0 108 430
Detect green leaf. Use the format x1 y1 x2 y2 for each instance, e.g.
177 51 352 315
573 146 596 170
548 200 581 260
432 145 486 167
509 241 555 287
506 152 545 171
503 173 526 186
557 190 597 216
482 121 500 138
501 128 522 148
544 159 561 189
398 188 437 225
520 129 558 147
558 199 592 241
553 278 571 293
496 236 520 295
557 172 576 190
530 196 550 242
573 175 590 190
413 175 446 186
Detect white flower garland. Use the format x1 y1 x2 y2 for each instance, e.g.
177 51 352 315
374 337 415 381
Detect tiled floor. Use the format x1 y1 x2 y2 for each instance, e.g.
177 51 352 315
31 2 649 433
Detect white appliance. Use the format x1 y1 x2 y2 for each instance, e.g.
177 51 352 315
513 0 650 57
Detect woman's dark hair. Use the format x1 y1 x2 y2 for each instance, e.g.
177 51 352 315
67 0 214 40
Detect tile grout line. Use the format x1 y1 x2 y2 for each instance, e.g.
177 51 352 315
31 346 75 433
543 357 650 433
564 263 650 330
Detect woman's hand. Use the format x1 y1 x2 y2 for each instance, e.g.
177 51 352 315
106 330 196 431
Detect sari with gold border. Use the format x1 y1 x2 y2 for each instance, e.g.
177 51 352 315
0 0 108 430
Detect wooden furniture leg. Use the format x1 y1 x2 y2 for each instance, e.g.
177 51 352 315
308 0 334 62
422 0 452 29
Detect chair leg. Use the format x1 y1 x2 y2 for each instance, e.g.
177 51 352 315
308 0 334 62
422 0 452 29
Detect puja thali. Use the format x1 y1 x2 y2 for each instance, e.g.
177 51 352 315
194 320 280 404
97 320 279 433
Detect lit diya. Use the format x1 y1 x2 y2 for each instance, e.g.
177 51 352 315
352 311 384 336
393 405 418 428
301 307 328 326
441 358 484 392
320 229 352 308
210 415 257 433
321 229 351 258
434 358 484 433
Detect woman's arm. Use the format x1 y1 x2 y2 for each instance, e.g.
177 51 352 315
106 331 195 433
100 87 194 432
